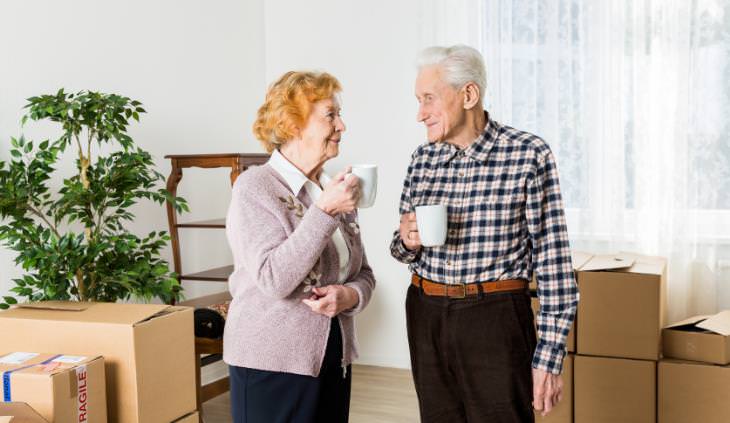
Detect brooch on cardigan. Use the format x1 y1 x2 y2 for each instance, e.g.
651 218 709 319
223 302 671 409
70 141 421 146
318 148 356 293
302 258 323 293
347 221 360 235
278 195 304 218
341 213 360 236
302 270 323 293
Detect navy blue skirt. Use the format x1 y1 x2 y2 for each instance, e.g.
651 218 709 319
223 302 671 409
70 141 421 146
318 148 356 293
229 317 352 423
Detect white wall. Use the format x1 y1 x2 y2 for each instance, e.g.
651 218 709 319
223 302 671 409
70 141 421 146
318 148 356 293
0 0 435 370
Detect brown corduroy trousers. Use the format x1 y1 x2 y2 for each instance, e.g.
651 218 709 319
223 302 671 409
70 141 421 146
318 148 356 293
405 284 537 423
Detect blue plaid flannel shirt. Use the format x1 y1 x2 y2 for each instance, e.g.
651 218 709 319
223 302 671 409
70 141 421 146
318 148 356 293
390 115 579 375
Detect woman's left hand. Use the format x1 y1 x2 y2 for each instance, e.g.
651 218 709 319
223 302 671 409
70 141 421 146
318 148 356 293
302 285 359 317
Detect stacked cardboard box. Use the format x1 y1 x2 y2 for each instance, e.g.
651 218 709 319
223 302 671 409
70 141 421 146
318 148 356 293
659 311 730 422
0 403 50 423
659 359 730 423
572 252 666 423
0 352 106 422
662 311 730 365
0 302 197 423
574 355 656 422
532 251 665 422
537 251 730 422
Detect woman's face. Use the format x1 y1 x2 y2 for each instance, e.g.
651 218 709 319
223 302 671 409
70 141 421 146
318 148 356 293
299 97 346 163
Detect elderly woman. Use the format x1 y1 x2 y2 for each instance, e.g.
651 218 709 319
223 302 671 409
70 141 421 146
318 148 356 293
223 71 376 423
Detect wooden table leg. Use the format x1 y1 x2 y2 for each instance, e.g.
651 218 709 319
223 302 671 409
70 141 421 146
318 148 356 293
195 350 203 422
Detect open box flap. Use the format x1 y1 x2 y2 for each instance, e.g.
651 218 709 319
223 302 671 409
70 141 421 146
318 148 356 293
17 302 90 312
665 315 711 330
697 310 730 336
7 302 171 325
579 254 635 271
571 251 593 271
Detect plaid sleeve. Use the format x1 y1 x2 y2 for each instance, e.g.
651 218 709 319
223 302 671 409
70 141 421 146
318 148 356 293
390 230 420 263
525 148 579 375
390 154 420 264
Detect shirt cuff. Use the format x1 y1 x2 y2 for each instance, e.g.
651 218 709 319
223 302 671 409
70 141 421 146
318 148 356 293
532 341 566 375
391 235 420 263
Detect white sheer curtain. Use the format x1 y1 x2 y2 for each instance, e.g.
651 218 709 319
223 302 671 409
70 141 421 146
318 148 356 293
419 0 730 322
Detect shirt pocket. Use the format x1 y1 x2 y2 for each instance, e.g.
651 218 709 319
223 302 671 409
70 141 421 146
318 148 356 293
486 193 518 211
485 183 527 223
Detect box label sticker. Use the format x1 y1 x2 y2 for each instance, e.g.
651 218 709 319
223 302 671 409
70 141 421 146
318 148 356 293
52 355 88 364
0 352 39 364
76 364 89 422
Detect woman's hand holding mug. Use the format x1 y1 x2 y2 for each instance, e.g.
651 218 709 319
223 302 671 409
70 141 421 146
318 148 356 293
316 166 361 216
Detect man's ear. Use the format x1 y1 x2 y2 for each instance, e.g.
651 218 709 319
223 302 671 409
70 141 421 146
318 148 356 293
462 82 481 110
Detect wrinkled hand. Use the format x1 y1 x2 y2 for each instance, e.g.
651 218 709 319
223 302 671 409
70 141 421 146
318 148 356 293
399 212 421 251
532 368 563 417
302 285 359 318
315 167 360 216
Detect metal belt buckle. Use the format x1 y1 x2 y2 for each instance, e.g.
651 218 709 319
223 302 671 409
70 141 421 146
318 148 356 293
451 282 467 299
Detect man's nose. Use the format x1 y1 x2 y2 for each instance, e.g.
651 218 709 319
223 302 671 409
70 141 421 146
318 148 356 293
417 105 427 122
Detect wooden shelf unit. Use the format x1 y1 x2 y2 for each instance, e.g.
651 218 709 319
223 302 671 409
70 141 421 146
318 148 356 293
164 153 269 420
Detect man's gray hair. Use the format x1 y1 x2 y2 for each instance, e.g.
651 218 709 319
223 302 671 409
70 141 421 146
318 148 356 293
417 45 486 103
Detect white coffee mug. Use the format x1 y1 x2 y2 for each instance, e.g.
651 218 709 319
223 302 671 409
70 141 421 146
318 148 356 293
347 164 378 208
415 204 448 247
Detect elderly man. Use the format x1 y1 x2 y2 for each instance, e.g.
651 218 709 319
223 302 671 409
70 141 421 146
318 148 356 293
390 45 579 422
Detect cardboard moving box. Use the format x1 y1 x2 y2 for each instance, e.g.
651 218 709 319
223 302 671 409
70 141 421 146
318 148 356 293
0 302 196 423
0 353 105 422
663 311 730 365
536 354 573 423
530 292 576 353
574 355 656 423
577 252 667 360
0 403 49 423
659 359 730 423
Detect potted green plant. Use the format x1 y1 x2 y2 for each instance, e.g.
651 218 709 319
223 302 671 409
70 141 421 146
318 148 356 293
0 89 188 308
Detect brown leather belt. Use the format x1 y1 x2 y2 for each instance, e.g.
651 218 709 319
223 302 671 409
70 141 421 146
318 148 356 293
411 274 528 298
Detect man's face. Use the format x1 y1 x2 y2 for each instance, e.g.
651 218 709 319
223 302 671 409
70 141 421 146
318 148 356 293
415 65 466 143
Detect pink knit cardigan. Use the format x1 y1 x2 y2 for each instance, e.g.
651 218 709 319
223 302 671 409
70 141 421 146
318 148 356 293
222 163 376 376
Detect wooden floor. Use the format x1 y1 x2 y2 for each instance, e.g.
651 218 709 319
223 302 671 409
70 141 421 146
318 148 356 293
201 365 419 422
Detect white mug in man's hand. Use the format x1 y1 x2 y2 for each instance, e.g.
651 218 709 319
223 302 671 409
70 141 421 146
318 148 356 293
346 164 377 208
415 204 448 246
